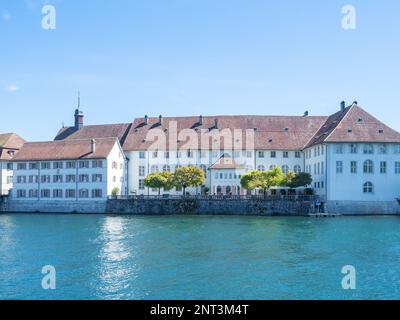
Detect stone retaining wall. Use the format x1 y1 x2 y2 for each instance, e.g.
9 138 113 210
7 200 107 214
105 198 313 216
326 200 400 215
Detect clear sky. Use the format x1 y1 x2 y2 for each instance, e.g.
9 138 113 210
1 0 399 141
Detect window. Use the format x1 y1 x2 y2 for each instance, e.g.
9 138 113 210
139 166 145 177
350 161 357 174
317 163 320 175
139 151 146 159
350 144 358 154
163 165 171 172
321 146 324 155
363 160 374 174
177 151 182 158
258 151 264 158
233 150 240 158
17 190 26 198
92 160 103 168
112 162 118 169
246 151 252 158
269 165 275 170
41 175 50 183
314 163 316 175
66 189 76 198
152 151 158 158
295 151 301 158
139 179 145 190
321 162 324 175
270 151 276 158
363 182 373 193
335 145 344 154
53 162 63 169
336 161 343 174
29 189 38 198
17 163 27 170
79 189 89 198
200 165 207 176
53 189 63 198
66 175 76 183
29 175 38 183
317 146 320 156
79 174 89 183
91 189 103 198
380 161 387 174
66 161 76 169
7 163 13 170
79 161 89 169
92 174 102 182
294 165 301 174
394 145 400 154
187 150 193 158
40 189 51 198
281 165 289 175
283 151 289 158
200 151 207 158
17 176 27 183
164 151 170 159
151 165 158 173
363 144 374 154
29 162 38 170
395 162 400 174
53 175 63 183
41 162 51 170
215 173 218 179
378 144 387 154
257 165 266 172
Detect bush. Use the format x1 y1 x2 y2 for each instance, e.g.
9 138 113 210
111 187 120 197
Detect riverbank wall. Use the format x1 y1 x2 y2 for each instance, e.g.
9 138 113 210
5 198 313 216
4 198 400 215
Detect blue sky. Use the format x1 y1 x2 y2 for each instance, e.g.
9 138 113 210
1 0 399 141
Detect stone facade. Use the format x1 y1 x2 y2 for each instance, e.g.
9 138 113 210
7 199 107 213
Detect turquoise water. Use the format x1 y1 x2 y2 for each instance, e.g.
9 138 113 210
1 214 400 300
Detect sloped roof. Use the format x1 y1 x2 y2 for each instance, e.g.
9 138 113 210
209 155 245 170
54 123 131 145
12 138 118 161
0 133 26 160
122 115 327 151
306 104 400 147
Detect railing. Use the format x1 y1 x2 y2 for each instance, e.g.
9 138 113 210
108 194 324 202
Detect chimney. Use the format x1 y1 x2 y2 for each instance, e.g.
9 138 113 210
91 139 96 153
144 115 148 125
214 118 219 129
199 115 203 125
340 101 346 111
159 115 163 126
303 111 309 117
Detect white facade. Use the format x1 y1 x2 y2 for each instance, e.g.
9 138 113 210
11 141 127 201
0 161 13 195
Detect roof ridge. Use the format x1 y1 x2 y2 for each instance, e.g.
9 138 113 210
324 105 354 142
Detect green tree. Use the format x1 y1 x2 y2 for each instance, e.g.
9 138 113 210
240 170 262 192
173 166 205 195
144 172 171 195
287 172 312 189
111 187 120 197
260 166 286 195
281 170 296 188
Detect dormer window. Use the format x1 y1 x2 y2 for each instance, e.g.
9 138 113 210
357 118 363 122
348 128 353 133
268 139 273 143
379 129 384 134
284 127 289 132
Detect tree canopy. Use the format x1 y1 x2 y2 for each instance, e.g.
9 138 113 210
144 171 174 195
173 166 205 195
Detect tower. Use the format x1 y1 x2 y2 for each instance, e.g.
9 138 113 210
74 91 84 130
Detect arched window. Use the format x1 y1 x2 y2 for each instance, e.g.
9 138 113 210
216 186 222 195
163 165 170 172
269 165 276 170
151 165 159 173
226 186 231 195
281 165 289 175
363 160 373 173
257 165 266 172
363 182 373 193
294 165 301 174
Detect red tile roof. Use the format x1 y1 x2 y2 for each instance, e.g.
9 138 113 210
0 133 26 160
306 104 400 147
12 138 118 161
209 155 245 170
122 115 328 151
54 123 131 145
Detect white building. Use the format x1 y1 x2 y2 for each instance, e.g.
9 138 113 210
52 102 400 212
11 137 127 201
0 133 25 195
